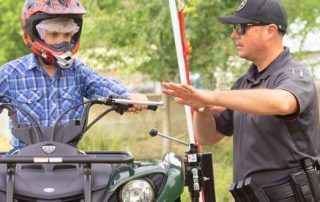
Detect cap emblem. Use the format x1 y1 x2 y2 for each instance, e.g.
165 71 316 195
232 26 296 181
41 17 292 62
236 0 248 11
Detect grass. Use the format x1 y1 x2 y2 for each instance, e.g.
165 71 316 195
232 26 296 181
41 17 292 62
0 135 10 151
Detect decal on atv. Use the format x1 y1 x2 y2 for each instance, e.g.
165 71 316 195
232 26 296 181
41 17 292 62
42 144 56 154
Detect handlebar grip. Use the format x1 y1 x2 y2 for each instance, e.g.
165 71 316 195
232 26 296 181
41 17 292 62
147 105 158 111
97 98 163 112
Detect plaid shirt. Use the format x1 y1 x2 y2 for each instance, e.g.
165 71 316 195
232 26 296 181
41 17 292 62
0 53 130 148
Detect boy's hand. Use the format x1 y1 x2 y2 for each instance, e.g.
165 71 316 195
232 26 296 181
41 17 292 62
128 93 148 112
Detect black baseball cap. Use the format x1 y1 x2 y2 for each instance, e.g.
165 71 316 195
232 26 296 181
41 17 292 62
218 0 288 33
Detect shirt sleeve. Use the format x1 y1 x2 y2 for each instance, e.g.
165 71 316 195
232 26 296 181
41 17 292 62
78 64 131 99
214 109 234 136
274 66 315 115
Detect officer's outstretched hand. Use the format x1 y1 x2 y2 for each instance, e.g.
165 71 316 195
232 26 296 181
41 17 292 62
128 93 148 112
161 82 225 113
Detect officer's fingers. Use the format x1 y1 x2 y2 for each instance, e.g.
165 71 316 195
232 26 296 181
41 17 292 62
162 89 184 98
180 84 196 94
207 106 226 113
175 98 203 108
196 106 226 114
162 82 187 94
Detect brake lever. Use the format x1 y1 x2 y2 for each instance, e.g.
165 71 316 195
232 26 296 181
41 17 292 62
111 104 130 115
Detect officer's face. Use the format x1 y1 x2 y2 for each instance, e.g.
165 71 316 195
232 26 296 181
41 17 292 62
231 23 270 61
44 31 73 45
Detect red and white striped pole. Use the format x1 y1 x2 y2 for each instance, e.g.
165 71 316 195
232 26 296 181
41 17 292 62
169 0 204 201
169 0 196 144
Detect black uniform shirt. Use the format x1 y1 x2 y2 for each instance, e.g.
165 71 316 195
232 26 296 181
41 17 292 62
214 47 320 187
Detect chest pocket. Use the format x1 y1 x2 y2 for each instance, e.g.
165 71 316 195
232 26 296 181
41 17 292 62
15 89 44 123
60 87 83 112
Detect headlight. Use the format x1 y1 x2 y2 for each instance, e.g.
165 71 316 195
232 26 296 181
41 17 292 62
120 179 155 202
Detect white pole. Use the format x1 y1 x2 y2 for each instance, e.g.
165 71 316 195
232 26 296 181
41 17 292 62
169 0 195 143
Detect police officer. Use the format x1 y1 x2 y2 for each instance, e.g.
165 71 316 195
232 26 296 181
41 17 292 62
162 0 320 201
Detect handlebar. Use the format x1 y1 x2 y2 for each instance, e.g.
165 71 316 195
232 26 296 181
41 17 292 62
0 95 44 142
96 98 164 111
51 97 164 142
0 94 165 144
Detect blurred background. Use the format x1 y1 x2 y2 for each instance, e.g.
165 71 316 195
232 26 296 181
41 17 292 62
0 0 319 201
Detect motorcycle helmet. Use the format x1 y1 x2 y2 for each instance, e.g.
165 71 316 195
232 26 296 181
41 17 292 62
21 0 86 69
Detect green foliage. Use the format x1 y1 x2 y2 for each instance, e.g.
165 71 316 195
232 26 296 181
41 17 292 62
186 0 238 88
0 0 28 65
282 0 320 29
80 0 179 81
0 0 318 88
79 0 319 88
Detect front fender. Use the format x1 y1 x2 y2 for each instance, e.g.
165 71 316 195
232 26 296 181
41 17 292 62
156 152 184 202
105 152 184 202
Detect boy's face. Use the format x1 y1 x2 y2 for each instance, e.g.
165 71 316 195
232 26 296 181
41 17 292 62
43 31 73 45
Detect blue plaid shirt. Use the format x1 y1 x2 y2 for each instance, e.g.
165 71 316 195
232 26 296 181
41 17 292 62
0 53 130 148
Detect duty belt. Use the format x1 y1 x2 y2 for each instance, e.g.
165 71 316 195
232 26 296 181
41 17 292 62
229 158 320 202
263 182 299 201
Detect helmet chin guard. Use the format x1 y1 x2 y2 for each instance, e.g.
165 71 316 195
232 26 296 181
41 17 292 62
54 51 74 69
21 0 86 69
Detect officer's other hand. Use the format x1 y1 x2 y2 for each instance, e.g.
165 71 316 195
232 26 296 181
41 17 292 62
128 93 148 112
195 106 226 114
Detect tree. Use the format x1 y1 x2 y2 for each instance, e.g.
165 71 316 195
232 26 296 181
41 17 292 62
0 0 319 88
79 0 320 88
0 0 28 65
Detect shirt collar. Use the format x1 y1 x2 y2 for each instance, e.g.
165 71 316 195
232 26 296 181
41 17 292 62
245 47 291 82
22 53 76 75
23 53 40 73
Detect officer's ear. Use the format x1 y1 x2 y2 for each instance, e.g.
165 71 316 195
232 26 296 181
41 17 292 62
269 24 279 35
265 24 279 40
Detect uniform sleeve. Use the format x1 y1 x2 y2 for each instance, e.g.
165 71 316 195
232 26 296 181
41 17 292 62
78 64 131 99
274 66 315 115
214 109 234 136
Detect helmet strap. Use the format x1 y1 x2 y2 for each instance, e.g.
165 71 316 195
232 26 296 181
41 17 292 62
39 57 52 66
39 57 65 77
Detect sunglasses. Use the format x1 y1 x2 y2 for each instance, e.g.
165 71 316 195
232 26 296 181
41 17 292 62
233 23 268 35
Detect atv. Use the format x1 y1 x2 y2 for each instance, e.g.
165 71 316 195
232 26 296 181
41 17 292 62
0 95 215 202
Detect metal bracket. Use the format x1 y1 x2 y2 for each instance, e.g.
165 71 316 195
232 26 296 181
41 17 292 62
83 163 92 202
6 163 15 202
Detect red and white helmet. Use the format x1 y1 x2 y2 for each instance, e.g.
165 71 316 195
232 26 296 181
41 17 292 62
21 0 86 69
